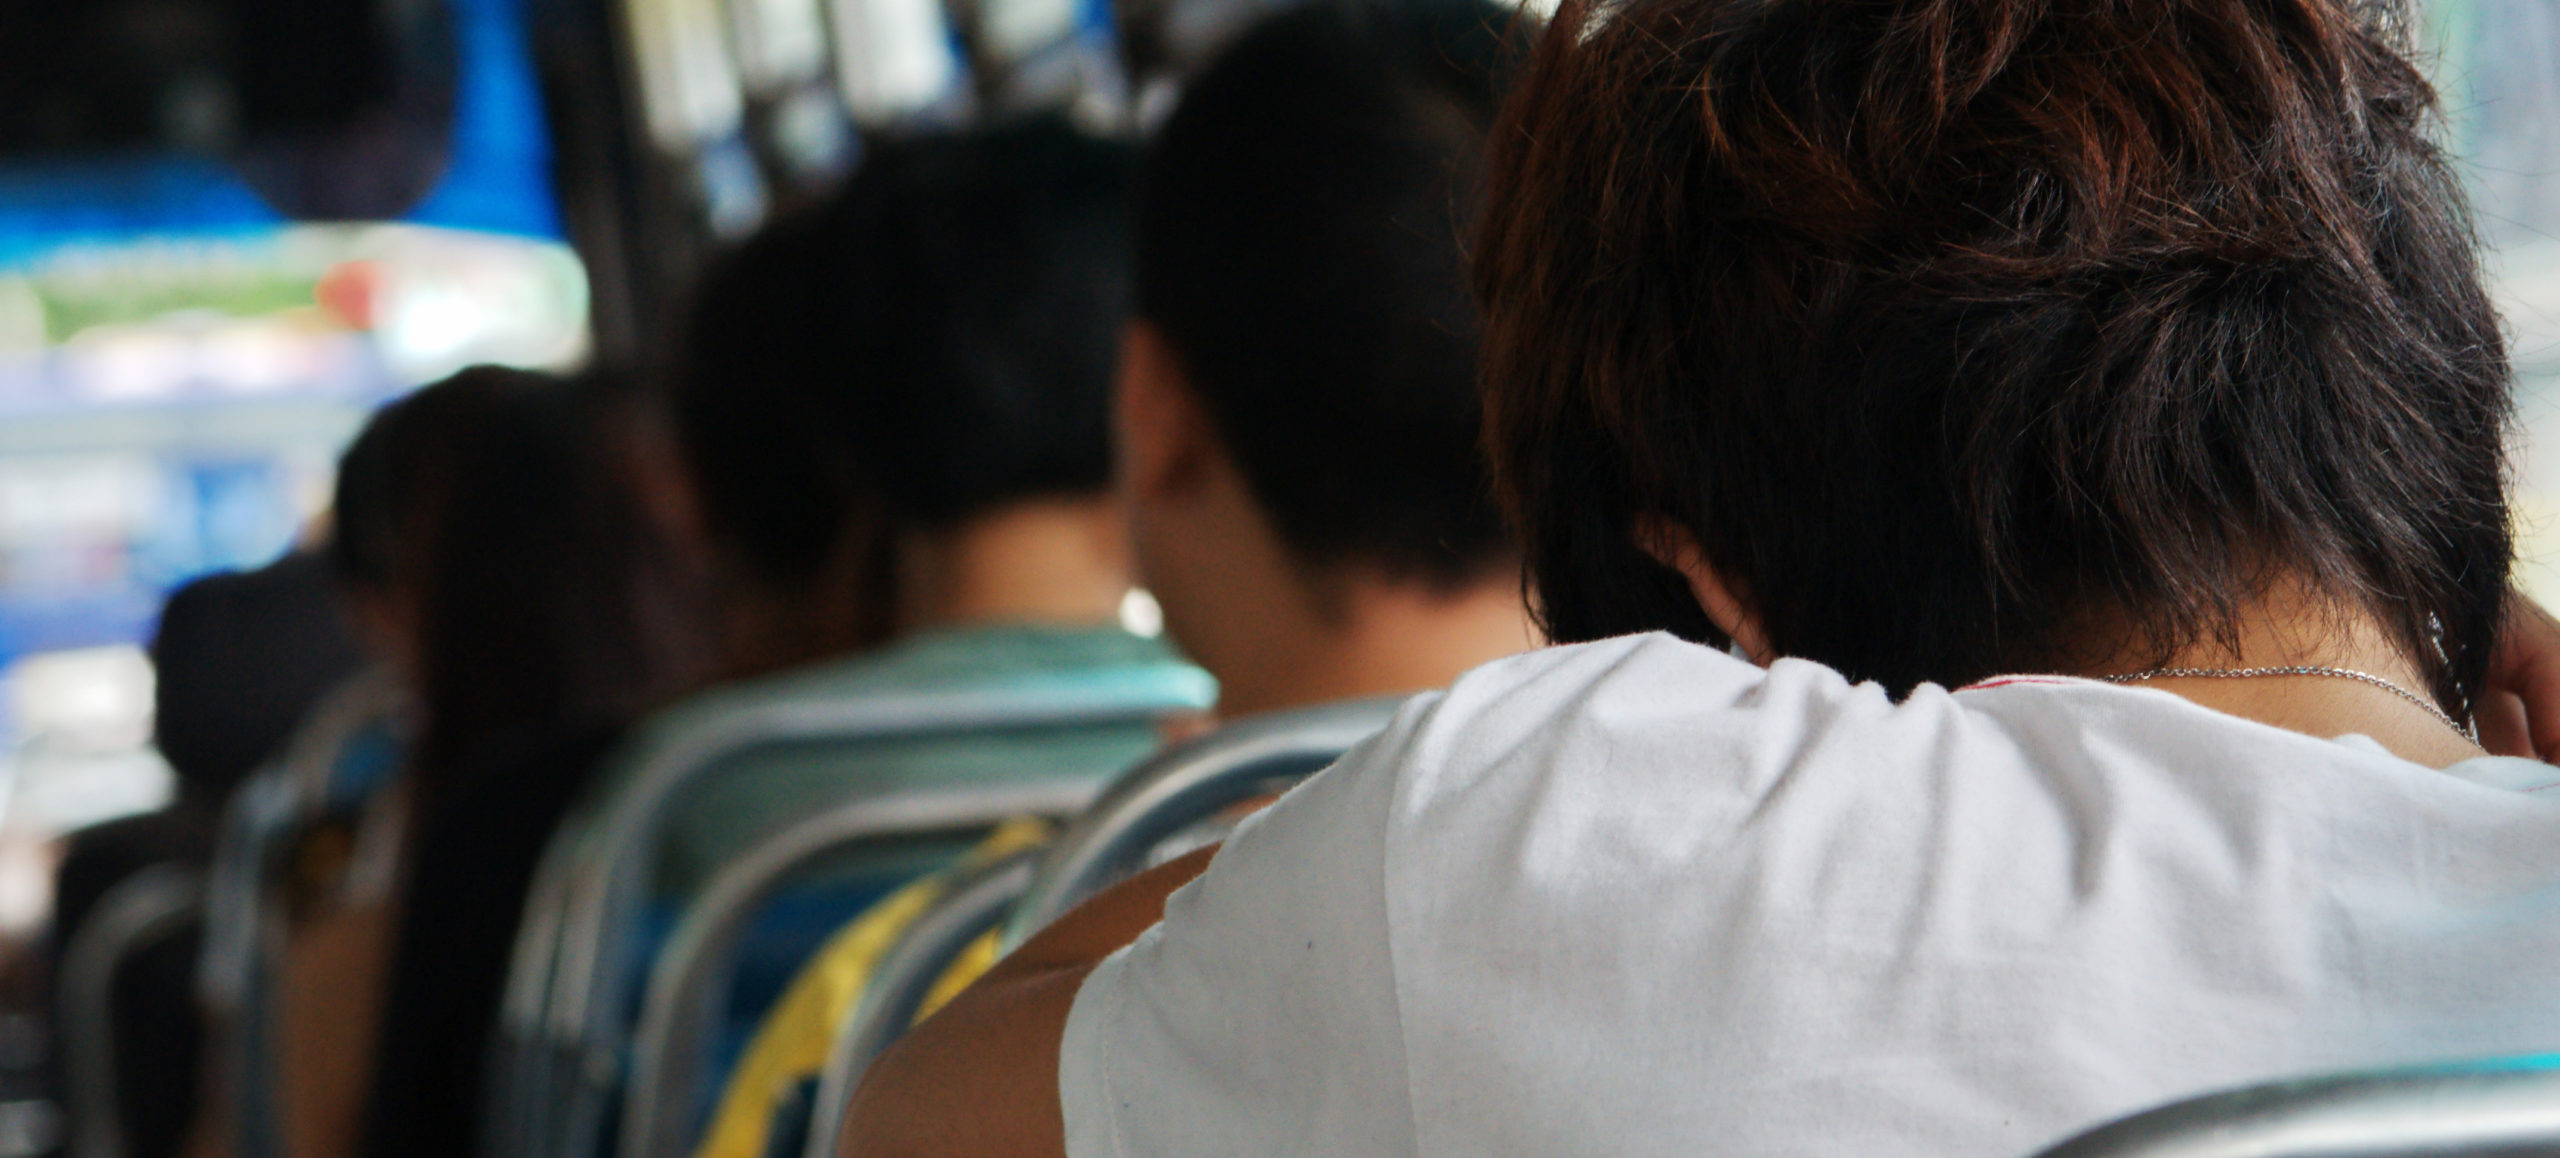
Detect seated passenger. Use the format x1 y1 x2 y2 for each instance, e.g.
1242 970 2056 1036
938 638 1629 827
53 547 364 1158
614 118 1213 904
696 11 1535 1153
260 367 699 1158
849 0 2560 1154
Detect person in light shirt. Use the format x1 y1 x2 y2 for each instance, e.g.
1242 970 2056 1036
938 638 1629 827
846 0 2560 1154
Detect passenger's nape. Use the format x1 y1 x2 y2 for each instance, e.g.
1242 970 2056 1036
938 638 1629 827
666 116 1144 680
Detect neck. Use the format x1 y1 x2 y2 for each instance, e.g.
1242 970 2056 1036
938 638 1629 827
1209 574 1539 720
897 497 1132 633
2070 587 2481 768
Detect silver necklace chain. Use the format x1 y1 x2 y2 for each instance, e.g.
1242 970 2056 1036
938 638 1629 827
2102 665 2478 743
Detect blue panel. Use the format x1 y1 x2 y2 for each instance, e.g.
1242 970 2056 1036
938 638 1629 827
0 0 564 270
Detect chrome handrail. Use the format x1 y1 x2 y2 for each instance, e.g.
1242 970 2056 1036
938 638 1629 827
804 851 1040 1158
1003 695 1406 946
2025 1058 2560 1158
619 781 1089 1158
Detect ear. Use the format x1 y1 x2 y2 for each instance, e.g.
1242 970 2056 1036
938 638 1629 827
1114 320 1215 503
1636 516 1774 665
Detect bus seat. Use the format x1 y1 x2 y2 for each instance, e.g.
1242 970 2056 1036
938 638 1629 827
2026 1056 2560 1158
1001 695 1408 948
799 850 1043 1158
619 781 1093 1158
491 682 1200 1158
60 864 207 1158
197 670 410 1158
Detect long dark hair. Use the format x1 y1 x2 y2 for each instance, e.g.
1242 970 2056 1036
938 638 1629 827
331 365 691 789
331 366 702 1158
1475 0 2512 709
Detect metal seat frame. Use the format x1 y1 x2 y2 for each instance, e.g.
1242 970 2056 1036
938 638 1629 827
2025 1058 2560 1158
492 683 1201 1158
789 697 1403 1158
800 851 1041 1158
61 864 207 1158
618 780 1091 1158
1001 695 1407 947
198 669 409 1158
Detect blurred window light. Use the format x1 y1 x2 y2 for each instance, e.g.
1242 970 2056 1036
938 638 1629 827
978 0 1082 65
4 646 154 756
0 12 576 662
0 1097 62 1158
1118 588 1164 639
0 280 41 356
0 0 579 841
629 0 750 151
831 0 968 125
0 225 587 663
730 0 835 93
0 644 175 840
2426 2 2560 609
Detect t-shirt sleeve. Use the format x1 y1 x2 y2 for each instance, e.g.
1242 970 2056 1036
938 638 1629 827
1059 699 1426 1158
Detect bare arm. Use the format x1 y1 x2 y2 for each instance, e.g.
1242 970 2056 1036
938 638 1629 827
839 845 1219 1158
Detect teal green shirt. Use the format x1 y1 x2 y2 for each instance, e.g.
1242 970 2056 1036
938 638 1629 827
601 623 1214 896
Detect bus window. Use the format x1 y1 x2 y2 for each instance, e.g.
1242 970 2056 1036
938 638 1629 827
0 0 585 849
2428 2 2560 607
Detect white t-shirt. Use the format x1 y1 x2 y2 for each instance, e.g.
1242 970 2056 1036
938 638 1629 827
1060 633 2560 1157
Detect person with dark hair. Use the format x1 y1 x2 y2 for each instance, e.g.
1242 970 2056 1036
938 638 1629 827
255 366 700 1158
51 549 365 1158
1113 0 1533 718
567 128 1206 1158
697 11 1536 1155
849 1 2560 1154
610 117 1211 902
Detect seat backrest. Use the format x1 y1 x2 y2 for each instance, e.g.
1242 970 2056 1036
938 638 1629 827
618 780 1091 1158
197 669 407 1025
1001 695 1408 947
2024 1057 2560 1158
61 864 207 1158
498 682 1202 1158
801 850 1042 1158
195 670 409 1158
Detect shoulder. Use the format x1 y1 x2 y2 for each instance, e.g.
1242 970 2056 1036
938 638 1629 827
1365 632 1907 815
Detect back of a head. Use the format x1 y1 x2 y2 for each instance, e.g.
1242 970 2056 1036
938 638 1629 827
151 552 366 802
333 366 681 782
1477 0 2511 706
672 119 1139 594
1139 0 1521 590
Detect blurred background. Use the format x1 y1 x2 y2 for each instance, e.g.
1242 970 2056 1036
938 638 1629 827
0 0 1237 892
0 0 2549 1151
0 0 1224 1145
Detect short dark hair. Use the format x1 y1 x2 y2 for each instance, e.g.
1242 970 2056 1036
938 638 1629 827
671 118 1137 589
1476 0 2512 708
1137 0 1521 590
